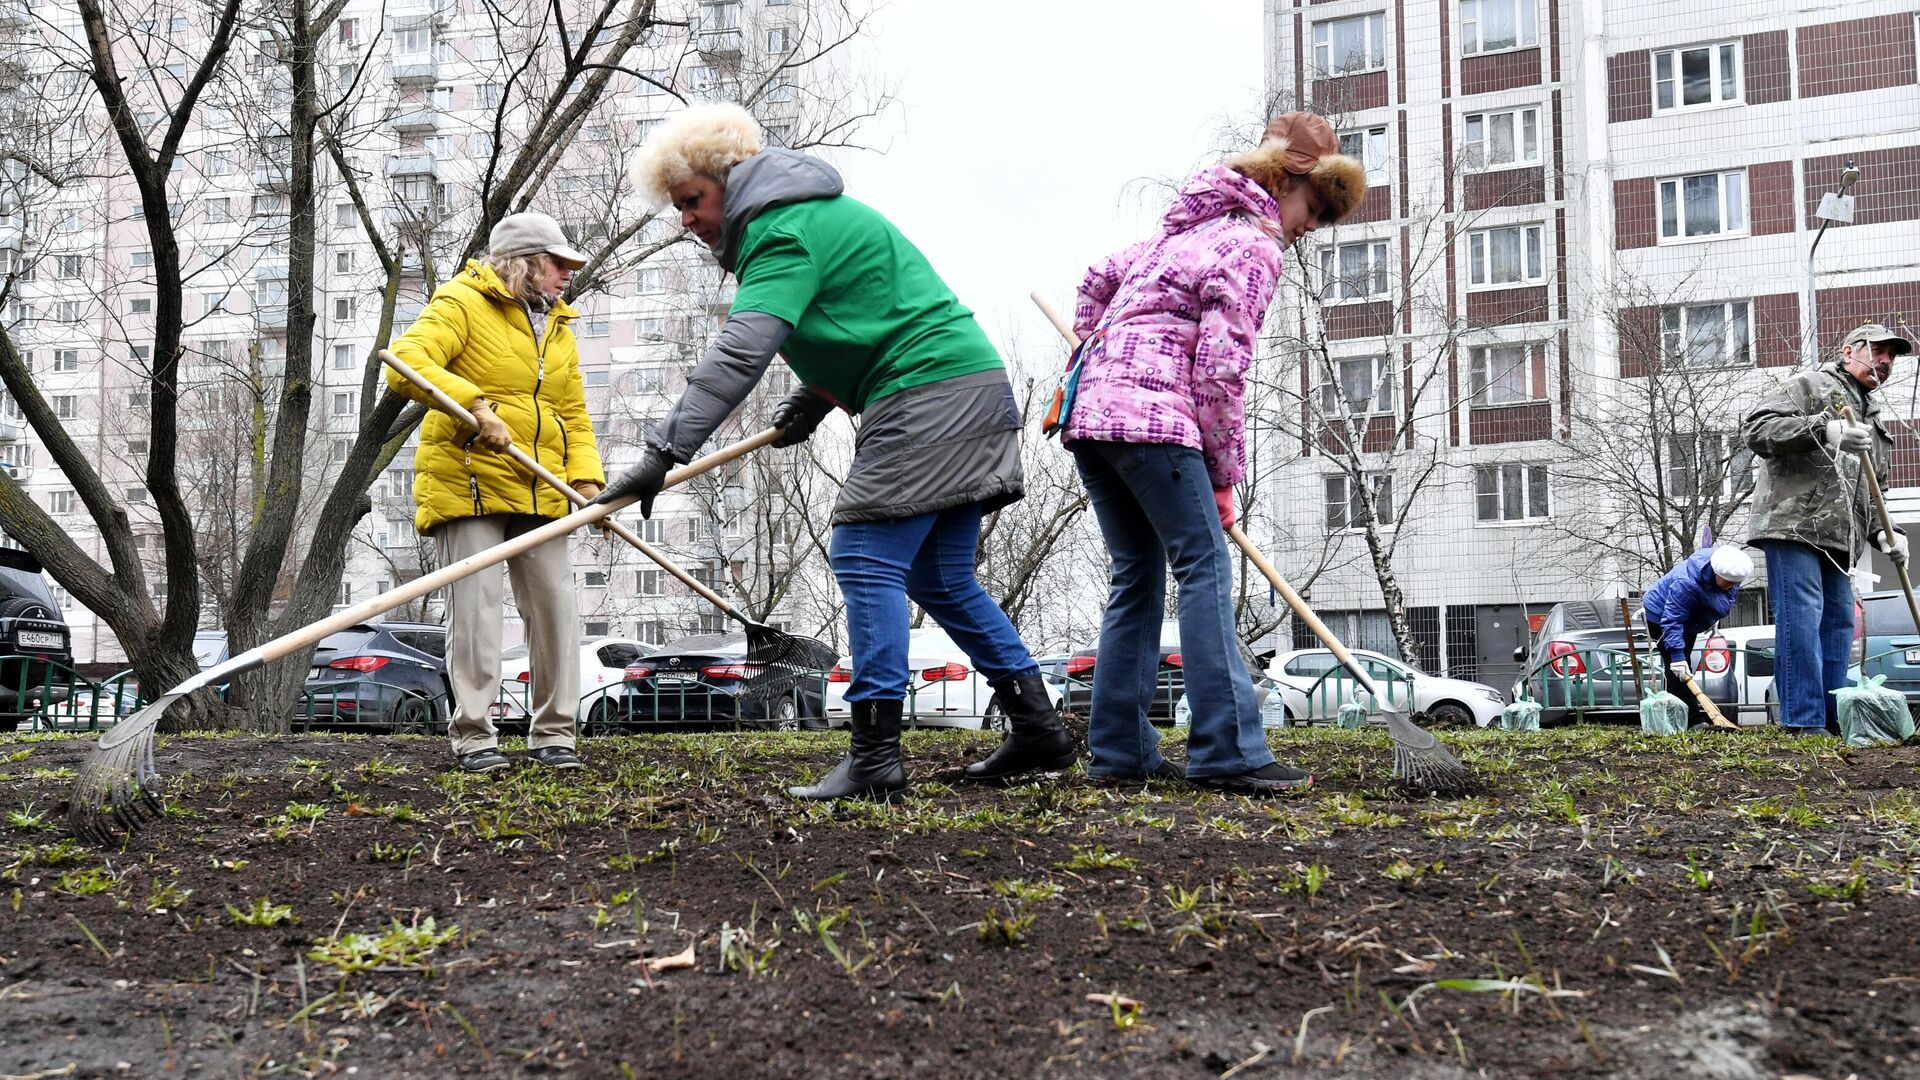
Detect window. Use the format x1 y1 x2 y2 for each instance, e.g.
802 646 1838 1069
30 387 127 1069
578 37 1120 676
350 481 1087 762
766 26 790 52
1653 41 1741 112
425 135 453 159
252 194 286 218
581 318 610 339
1318 240 1390 300
698 0 740 29
1666 433 1754 500
338 17 359 42
125 485 148 505
636 268 666 293
638 570 664 596
1312 13 1385 76
332 391 356 415
202 291 226 316
1466 224 1544 287
130 297 152 314
642 519 664 543
52 395 77 419
49 490 76 514
583 370 610 388
1463 106 1540 170
1661 301 1752 367
478 83 501 109
54 301 82 323
334 203 355 227
395 27 431 54
336 251 353 274
1474 463 1550 522
1460 0 1536 54
1658 170 1746 242
1468 343 1534 404
334 297 357 320
132 249 153 268
128 390 149 408
766 79 793 103
207 152 231 176
333 344 356 369
52 349 79 372
205 197 231 224
127 439 148 455
428 86 454 110
385 468 414 498
636 317 665 340
1319 356 1394 415
55 255 83 278
584 571 608 588
1324 473 1395 531
338 581 352 607
1339 126 1390 187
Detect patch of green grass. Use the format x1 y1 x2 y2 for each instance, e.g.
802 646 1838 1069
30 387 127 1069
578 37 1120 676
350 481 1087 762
36 839 88 867
2 748 31 763
1278 862 1330 897
977 906 1035 947
308 917 460 974
6 804 50 831
143 878 191 914
25 767 74 781
1319 793 1406 828
227 897 297 927
53 867 117 896
1806 873 1869 903
1056 844 1138 872
991 878 1064 902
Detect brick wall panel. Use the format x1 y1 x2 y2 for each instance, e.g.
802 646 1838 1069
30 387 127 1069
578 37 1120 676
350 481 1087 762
1804 145 1920 229
1614 176 1655 249
1313 70 1390 114
1744 31 1791 105
1617 305 1659 378
1749 160 1797 236
1469 403 1552 444
1325 300 1397 340
1466 286 1550 327
1347 184 1393 225
1608 50 1651 123
1890 420 1920 488
1465 166 1545 211
1753 292 1800 368
1815 280 1920 349
1462 47 1543 95
1317 415 1399 455
1798 15 1919 99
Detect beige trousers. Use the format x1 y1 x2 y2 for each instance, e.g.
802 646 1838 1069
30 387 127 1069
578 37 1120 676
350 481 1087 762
436 514 579 754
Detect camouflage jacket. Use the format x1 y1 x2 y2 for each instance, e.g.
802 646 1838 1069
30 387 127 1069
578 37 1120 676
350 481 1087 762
1742 363 1891 558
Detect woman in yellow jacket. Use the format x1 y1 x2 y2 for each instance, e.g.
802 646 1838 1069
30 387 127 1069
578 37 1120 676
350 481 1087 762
387 212 605 773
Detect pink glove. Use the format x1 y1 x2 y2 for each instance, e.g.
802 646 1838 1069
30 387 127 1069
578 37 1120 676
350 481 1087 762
1213 487 1236 530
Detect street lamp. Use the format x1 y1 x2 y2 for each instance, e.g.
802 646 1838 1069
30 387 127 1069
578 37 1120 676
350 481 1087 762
1805 159 1861 367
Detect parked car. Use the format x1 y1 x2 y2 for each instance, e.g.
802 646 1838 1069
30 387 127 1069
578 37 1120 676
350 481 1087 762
1510 600 1664 725
0 548 72 731
1857 591 1920 717
1692 623 1777 726
1059 621 1185 724
1268 648 1505 727
300 622 451 733
820 628 1008 730
193 630 230 670
493 636 655 721
597 632 827 733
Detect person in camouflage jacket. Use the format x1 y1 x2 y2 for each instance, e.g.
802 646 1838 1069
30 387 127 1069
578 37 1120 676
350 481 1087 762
1743 323 1913 733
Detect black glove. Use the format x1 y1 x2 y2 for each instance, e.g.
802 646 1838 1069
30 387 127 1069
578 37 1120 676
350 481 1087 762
594 447 672 518
770 387 833 448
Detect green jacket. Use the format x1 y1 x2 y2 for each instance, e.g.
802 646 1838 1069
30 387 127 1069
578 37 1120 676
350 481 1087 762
1742 362 1890 558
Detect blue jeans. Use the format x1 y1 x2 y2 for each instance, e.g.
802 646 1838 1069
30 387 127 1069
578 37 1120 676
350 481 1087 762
1073 441 1275 779
830 502 1038 703
1757 540 1855 730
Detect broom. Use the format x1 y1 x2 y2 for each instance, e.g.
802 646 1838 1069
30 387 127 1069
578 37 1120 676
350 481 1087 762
1029 292 1472 793
380 350 836 696
67 426 784 842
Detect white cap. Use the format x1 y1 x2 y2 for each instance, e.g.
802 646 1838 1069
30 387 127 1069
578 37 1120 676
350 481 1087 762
1709 546 1754 585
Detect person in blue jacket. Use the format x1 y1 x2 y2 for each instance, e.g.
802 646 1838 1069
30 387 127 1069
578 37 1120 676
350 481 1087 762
1641 546 1755 728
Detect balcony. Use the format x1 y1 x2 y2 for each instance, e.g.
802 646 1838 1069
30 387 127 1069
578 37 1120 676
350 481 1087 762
696 28 742 60
390 56 438 85
0 416 23 441
0 2 29 30
385 155 440 180
253 162 291 192
398 250 428 277
256 306 288 330
252 256 288 280
383 202 442 230
388 108 439 135
387 0 453 27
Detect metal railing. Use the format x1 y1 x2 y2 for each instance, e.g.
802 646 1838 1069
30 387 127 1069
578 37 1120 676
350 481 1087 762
1512 642 1794 724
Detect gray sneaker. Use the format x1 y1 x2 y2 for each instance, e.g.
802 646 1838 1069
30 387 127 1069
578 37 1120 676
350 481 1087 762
528 745 586 770
457 747 512 773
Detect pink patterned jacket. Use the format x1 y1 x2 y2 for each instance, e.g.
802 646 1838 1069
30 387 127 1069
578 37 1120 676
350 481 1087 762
1063 165 1284 490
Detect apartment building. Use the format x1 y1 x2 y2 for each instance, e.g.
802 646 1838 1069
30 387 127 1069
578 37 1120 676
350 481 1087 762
1261 0 1920 681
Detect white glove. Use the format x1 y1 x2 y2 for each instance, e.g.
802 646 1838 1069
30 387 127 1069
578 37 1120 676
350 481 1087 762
1825 418 1871 454
1667 660 1693 681
1873 529 1910 566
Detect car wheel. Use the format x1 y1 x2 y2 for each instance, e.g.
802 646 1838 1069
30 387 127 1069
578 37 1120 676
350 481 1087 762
980 693 1009 733
765 696 800 732
583 699 619 738
390 697 432 735
1427 702 1474 728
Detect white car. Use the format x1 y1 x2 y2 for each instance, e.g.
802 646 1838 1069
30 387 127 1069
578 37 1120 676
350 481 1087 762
1266 648 1505 728
494 636 654 720
821 627 1003 730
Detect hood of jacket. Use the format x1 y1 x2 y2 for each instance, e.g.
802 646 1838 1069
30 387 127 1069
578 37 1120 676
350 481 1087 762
1160 164 1281 236
714 149 845 272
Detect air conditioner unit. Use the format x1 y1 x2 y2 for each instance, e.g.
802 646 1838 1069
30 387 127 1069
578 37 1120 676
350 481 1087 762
2 463 27 480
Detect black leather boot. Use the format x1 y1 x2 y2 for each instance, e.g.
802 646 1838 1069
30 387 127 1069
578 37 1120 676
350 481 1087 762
788 698 907 801
963 673 1077 782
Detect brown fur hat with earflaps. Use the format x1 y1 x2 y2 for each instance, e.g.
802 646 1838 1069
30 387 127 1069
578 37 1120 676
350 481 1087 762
1227 111 1368 223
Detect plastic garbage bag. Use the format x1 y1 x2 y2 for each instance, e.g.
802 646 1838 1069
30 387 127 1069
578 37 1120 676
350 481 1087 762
1639 691 1689 735
1501 700 1543 732
1833 674 1914 748
1337 701 1370 729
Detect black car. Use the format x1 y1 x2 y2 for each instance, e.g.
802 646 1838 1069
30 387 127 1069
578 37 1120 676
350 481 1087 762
0 548 72 731
300 622 450 734
596 632 827 733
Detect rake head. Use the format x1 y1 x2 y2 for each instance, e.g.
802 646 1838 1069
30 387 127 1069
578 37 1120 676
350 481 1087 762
1382 708 1475 795
740 626 839 703
66 692 173 843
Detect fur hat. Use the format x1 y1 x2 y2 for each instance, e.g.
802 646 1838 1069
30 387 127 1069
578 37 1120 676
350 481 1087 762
1228 111 1369 224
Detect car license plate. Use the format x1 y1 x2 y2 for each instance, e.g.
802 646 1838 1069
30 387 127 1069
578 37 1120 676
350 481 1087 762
655 674 696 684
16 630 61 649
307 668 327 682
1905 649 1920 666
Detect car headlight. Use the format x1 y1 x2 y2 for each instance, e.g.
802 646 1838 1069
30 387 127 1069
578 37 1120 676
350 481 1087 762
1477 687 1503 701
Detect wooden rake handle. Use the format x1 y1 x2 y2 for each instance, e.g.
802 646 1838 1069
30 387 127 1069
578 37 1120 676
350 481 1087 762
1027 292 1388 703
1678 670 1739 730
379 349 747 619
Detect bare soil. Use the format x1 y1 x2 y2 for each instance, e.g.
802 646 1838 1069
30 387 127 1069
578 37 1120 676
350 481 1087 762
4 725 1920 1078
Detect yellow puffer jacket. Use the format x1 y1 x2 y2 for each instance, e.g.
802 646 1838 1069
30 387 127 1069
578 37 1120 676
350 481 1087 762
387 261 604 534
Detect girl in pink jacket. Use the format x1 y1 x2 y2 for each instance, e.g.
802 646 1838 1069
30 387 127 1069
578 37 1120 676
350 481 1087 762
1053 113 1365 794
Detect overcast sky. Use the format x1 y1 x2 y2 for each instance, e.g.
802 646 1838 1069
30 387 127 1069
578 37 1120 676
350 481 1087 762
838 2 1266 360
